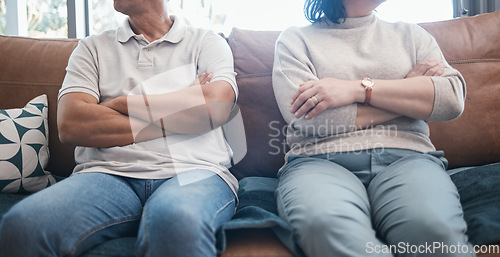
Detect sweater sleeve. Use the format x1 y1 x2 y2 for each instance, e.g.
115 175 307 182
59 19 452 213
272 28 357 137
412 24 466 122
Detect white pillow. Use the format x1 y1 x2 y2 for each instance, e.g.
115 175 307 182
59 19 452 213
0 95 56 193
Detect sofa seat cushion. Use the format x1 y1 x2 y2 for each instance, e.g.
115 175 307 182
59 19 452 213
0 95 56 193
0 194 28 220
450 163 500 245
0 178 297 257
2 168 500 256
217 177 302 256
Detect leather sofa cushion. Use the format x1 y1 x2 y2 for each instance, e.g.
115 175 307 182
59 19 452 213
451 163 500 245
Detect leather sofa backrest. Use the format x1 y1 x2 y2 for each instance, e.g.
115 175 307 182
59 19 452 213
420 11 500 168
226 30 285 179
0 36 78 177
1 11 499 179
228 11 500 178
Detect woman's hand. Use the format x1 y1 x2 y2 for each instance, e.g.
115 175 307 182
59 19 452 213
290 78 362 120
405 59 445 78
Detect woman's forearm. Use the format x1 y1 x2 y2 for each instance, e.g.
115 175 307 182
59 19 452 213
355 105 401 129
365 76 435 120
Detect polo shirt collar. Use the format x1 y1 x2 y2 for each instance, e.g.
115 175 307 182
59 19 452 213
116 15 186 44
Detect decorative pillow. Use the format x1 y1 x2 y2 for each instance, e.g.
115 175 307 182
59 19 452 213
0 95 56 193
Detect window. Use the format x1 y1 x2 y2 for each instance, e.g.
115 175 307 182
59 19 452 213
86 0 310 36
164 0 309 35
90 0 125 35
0 0 67 37
0 0 498 38
375 0 454 23
27 0 67 38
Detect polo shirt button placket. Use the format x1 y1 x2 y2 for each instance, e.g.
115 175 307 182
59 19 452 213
139 46 154 67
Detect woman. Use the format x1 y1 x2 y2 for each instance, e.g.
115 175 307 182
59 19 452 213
272 0 472 256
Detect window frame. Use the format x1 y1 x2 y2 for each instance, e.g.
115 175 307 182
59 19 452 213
1 0 499 38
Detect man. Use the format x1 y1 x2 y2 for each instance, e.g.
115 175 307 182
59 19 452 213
0 0 239 256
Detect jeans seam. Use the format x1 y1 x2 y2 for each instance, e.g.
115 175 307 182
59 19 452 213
210 198 235 232
68 215 141 256
140 206 151 257
146 180 152 200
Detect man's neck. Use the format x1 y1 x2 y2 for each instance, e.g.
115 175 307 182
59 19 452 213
129 14 173 43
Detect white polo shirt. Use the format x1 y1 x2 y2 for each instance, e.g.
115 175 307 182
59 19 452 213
59 16 239 194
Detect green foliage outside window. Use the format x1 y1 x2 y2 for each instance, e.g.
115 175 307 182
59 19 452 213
27 0 67 37
0 0 6 34
91 0 125 35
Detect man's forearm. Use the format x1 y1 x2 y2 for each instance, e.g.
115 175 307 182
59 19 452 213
104 81 235 135
58 93 172 148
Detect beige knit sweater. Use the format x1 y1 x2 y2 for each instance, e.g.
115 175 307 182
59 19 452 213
272 12 466 157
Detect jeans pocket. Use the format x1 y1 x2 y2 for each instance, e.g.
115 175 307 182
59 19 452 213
425 150 449 170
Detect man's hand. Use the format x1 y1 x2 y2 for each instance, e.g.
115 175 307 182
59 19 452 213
190 71 214 86
101 72 215 115
99 71 234 137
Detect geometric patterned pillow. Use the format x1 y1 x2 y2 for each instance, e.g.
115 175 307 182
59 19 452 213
0 94 56 193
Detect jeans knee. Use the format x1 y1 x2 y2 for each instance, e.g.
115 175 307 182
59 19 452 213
394 213 466 246
146 203 211 239
173 207 208 234
293 210 345 242
1 205 37 238
0 206 51 257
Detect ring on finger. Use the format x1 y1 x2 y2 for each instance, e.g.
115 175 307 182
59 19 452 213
310 96 319 106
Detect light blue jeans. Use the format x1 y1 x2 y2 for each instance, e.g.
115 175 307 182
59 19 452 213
0 169 236 257
276 149 474 257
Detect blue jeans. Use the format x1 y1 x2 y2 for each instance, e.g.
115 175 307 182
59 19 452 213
276 149 474 257
0 169 235 257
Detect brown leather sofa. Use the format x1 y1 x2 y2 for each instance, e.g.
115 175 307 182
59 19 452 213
1 11 499 257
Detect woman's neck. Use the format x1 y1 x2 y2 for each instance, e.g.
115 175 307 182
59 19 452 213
343 0 383 18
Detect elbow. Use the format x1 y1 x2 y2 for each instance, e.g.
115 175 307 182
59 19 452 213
208 105 233 129
448 101 465 120
426 100 464 122
441 91 466 120
57 120 78 146
428 76 466 121
204 87 236 129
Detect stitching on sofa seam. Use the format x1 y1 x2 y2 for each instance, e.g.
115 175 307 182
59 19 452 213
236 73 272 79
0 35 78 43
0 81 62 86
449 58 500 65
